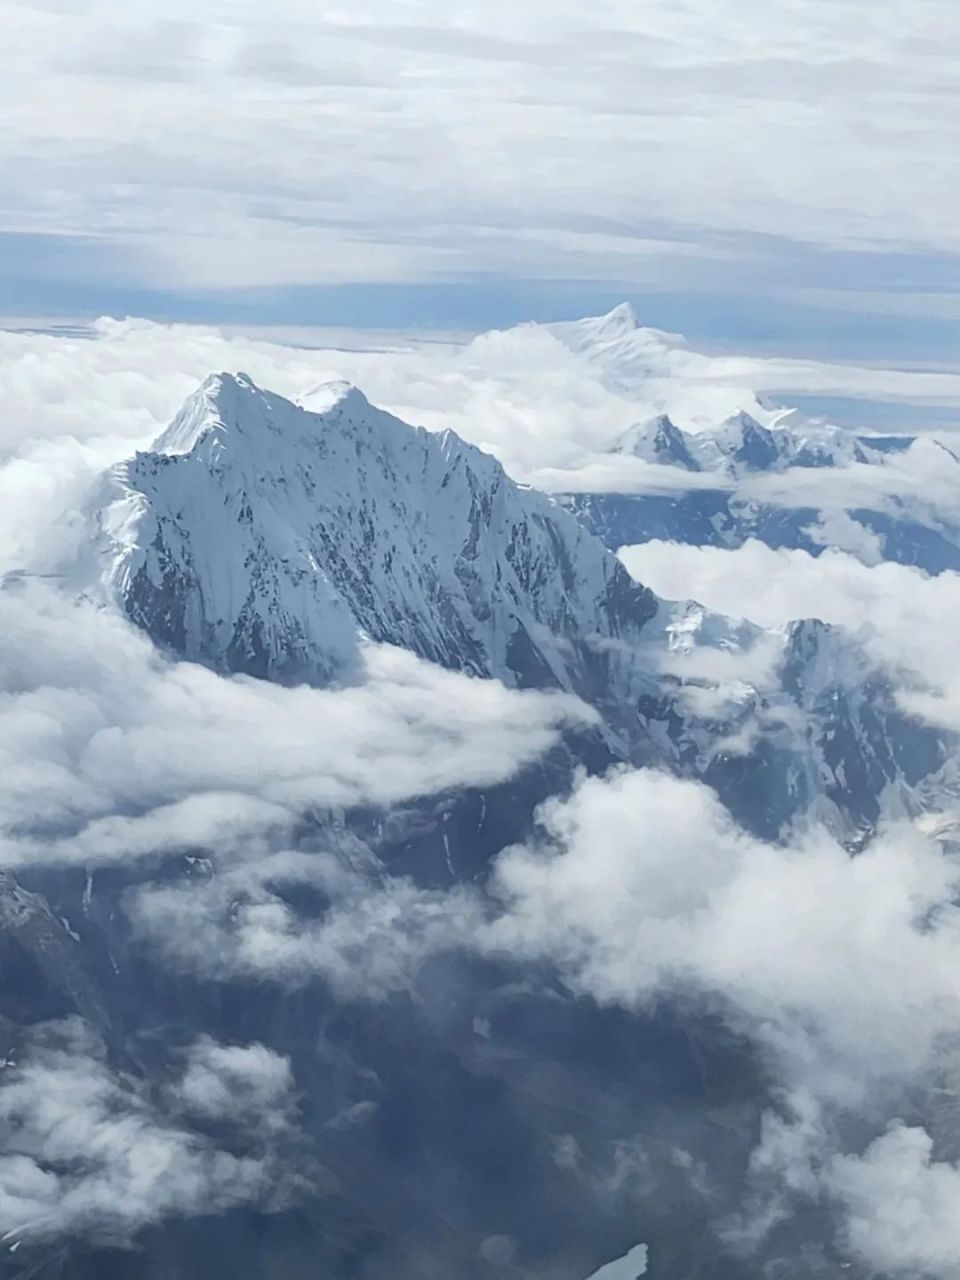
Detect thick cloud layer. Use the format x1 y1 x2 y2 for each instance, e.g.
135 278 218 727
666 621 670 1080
489 770 960 1100
827 1127 960 1276
2 316 959 504
0 1019 300 1248
487 768 960 1275
620 539 960 734
128 762 960 1274
0 583 588 872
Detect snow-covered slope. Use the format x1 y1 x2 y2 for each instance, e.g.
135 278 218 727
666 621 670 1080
95 372 657 699
614 409 889 476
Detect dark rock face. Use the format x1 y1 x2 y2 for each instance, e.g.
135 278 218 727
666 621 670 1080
562 489 960 575
562 408 960 575
730 415 780 471
616 415 702 471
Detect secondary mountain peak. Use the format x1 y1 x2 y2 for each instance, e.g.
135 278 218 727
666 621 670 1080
594 300 639 334
86 371 948 843
295 378 371 416
615 414 702 471
153 372 381 462
547 303 648 356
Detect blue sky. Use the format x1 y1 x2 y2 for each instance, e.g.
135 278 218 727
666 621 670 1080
4 0 960 405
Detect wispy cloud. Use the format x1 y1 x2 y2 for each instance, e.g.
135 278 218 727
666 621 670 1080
3 0 960 311
0 584 587 872
619 540 960 732
0 1018 303 1248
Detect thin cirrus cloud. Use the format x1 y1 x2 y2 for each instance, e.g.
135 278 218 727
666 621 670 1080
3 0 960 333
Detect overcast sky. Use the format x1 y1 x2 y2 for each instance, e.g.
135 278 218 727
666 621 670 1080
5 0 960 359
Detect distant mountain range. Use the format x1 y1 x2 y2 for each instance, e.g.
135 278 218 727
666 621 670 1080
543 307 960 574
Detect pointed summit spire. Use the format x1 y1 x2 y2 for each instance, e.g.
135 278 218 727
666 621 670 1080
595 301 639 336
150 372 257 456
615 414 701 471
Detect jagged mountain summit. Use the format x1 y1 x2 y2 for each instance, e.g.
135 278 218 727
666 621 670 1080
544 303 779 427
95 372 657 697
613 409 898 476
563 434 960 574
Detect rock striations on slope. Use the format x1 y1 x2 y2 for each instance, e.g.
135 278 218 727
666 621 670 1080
95 373 657 701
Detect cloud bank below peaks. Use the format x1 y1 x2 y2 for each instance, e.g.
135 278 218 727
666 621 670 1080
620 540 960 736
0 1018 302 1250
3 312 960 1273
2 311 959 516
127 762 960 1275
0 582 591 873
486 767 960 1277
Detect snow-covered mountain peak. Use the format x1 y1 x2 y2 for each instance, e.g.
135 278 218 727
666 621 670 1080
295 378 371 417
536 308 786 433
615 414 702 471
601 407 900 479
95 373 658 703
154 371 385 460
81 370 952 843
547 303 670 360
724 409 763 430
714 411 781 470
591 301 640 337
150 371 238 455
